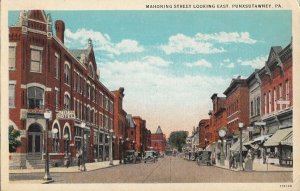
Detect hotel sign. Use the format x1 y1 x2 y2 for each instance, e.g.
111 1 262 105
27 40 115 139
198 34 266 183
56 110 76 119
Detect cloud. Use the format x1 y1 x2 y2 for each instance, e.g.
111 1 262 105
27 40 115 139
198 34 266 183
161 32 257 55
64 28 144 55
238 55 268 69
226 63 235 68
220 59 234 68
184 59 213 68
161 33 225 55
196 32 257 44
99 56 229 136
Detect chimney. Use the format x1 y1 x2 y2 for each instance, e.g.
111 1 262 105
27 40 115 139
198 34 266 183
55 20 65 43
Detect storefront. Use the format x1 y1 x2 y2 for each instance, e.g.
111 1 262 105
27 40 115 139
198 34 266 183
263 127 292 166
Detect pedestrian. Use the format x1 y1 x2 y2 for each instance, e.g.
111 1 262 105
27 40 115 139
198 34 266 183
65 153 71 168
76 150 81 170
229 153 233 169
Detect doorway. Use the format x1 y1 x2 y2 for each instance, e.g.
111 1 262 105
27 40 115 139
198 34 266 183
27 123 42 157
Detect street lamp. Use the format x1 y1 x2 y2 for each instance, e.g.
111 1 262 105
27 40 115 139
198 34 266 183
43 111 52 180
119 137 123 164
238 122 244 171
81 122 86 171
108 129 114 165
218 129 226 166
132 140 135 151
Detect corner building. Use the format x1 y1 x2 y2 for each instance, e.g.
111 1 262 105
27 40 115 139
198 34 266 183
9 10 114 169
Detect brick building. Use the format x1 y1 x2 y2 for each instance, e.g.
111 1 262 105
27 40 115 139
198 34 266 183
210 94 227 142
125 114 136 150
112 87 127 160
198 119 209 149
133 116 146 152
9 10 115 169
151 126 166 153
223 77 250 134
259 43 292 165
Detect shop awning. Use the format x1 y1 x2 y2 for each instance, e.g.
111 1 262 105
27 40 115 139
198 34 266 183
253 134 271 142
264 128 292 147
281 132 293 146
230 134 248 152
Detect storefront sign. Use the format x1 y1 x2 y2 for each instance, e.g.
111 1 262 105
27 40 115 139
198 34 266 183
254 122 266 126
56 110 76 119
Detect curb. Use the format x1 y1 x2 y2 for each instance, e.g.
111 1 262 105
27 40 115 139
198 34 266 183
42 179 55 184
213 165 292 172
10 164 120 174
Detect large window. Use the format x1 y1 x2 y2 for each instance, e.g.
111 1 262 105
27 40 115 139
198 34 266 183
285 80 289 107
55 54 59 78
55 89 59 110
273 88 277 112
9 84 16 108
264 93 267 115
30 49 42 73
250 101 254 117
64 93 70 110
279 84 283 110
256 96 260 115
9 46 16 70
28 87 44 109
64 63 70 85
268 91 272 114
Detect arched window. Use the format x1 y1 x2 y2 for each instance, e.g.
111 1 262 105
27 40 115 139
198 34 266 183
28 87 44 109
64 62 70 85
64 93 70 110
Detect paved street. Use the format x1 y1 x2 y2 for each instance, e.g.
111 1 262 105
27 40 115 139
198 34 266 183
10 156 292 183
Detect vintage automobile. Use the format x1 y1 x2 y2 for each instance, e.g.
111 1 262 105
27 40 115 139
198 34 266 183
144 150 158 163
196 151 212 166
124 150 142 164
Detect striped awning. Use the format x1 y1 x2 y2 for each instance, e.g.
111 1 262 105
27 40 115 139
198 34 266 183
281 132 292 146
264 128 292 147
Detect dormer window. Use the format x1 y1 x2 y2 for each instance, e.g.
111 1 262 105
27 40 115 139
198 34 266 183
89 63 95 79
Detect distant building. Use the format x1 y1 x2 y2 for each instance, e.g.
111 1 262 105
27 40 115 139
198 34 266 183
198 119 209 149
151 126 166 153
112 87 127 160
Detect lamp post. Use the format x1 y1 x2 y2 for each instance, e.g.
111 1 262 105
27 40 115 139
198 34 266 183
218 129 226 166
132 140 135 151
119 137 124 164
81 122 86 171
43 111 52 180
239 122 244 171
108 129 114 165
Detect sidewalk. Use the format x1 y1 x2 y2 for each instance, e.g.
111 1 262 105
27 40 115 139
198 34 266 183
10 160 120 174
214 160 293 172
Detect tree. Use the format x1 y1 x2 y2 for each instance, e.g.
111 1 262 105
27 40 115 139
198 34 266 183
9 125 21 152
168 131 188 152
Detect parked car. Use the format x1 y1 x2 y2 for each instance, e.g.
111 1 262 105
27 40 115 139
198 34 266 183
124 150 142 164
196 151 212 166
144 150 157 163
158 152 165 158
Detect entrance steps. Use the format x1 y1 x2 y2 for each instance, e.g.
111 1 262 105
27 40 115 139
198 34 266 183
26 155 45 169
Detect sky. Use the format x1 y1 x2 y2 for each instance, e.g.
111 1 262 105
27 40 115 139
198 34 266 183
9 10 291 137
